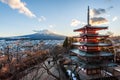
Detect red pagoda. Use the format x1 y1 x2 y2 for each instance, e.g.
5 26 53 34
70 6 117 78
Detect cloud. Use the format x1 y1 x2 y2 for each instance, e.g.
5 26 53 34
38 16 46 22
70 19 80 27
90 8 106 17
112 16 118 22
0 0 36 18
90 6 113 17
90 17 108 25
80 22 86 25
49 24 56 28
70 19 86 27
90 6 113 25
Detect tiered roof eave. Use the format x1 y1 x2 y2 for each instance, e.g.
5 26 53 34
72 42 112 47
67 56 117 69
74 25 108 32
70 49 113 57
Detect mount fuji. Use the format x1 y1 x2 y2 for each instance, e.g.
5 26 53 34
3 30 66 40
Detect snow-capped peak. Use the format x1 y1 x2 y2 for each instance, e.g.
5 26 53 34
33 29 54 34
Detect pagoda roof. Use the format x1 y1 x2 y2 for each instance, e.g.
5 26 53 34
82 63 117 69
70 56 117 69
72 42 112 47
74 25 108 32
74 34 109 38
70 49 113 57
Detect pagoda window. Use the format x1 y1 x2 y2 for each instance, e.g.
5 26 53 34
98 47 100 50
92 70 97 74
85 30 88 34
79 46 84 50
85 38 88 42
80 46 83 49
87 70 90 75
96 69 101 74
81 39 84 42
84 46 87 49
79 39 81 42
83 30 85 34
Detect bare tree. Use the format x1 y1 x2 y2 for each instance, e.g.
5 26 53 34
19 45 66 80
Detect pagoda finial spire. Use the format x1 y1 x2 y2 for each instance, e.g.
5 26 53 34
87 6 90 25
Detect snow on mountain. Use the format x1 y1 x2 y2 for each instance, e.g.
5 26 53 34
20 29 66 40
33 29 55 35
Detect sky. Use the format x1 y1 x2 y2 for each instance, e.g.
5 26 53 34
0 0 120 37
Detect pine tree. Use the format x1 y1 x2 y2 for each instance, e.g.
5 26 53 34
63 37 69 49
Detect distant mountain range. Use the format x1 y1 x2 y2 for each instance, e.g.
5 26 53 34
0 30 66 40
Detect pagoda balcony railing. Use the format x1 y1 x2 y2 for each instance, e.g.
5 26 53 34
87 49 100 52
86 59 114 63
80 33 99 36
79 41 99 44
79 48 100 52
80 34 109 38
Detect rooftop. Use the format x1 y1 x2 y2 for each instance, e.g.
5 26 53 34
70 49 113 57
74 25 108 32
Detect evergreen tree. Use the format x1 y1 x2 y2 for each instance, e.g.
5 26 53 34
63 37 77 49
63 37 69 49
